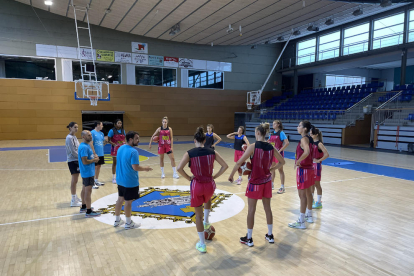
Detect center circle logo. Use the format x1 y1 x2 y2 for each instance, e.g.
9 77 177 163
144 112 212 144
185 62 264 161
92 186 245 229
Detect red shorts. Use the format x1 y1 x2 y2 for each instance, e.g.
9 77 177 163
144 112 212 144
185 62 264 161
314 163 322 181
245 181 272 199
296 168 314 190
158 144 172 155
234 150 244 162
111 145 123 157
190 179 216 207
272 151 284 163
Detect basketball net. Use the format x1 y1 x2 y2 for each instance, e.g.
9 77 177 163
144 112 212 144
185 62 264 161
89 95 98 106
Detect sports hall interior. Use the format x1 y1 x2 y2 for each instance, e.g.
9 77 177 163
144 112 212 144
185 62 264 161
1 0 414 275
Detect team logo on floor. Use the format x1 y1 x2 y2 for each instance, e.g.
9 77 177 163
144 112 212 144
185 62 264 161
92 186 245 229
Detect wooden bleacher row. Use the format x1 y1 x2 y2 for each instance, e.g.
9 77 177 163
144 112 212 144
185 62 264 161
376 125 414 152
245 122 345 145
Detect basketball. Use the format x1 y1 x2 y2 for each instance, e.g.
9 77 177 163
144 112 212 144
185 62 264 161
152 136 159 142
242 144 248 151
238 162 252 176
204 225 215 240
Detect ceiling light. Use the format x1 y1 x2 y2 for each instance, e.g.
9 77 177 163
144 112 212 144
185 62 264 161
277 36 284 41
325 18 334 26
353 8 363 16
307 25 319 32
251 45 257 49
105 9 111 14
264 40 269 44
169 23 181 36
44 0 53 5
380 0 392 7
293 30 301 36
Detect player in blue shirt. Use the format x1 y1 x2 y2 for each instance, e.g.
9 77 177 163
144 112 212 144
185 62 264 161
78 130 101 218
91 121 106 187
114 131 152 229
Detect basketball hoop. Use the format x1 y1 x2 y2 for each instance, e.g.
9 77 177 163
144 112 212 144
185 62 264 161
89 95 98 106
247 102 253 110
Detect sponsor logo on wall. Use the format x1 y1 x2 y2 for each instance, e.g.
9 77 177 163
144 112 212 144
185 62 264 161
179 58 193 68
115 52 132 63
148 55 164 66
132 53 148 65
132 42 148 54
164 57 178 67
96 50 115 62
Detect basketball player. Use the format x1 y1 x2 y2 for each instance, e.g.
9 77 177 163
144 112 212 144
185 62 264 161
114 131 153 229
91 121 106 187
177 126 228 253
204 124 222 149
310 126 329 209
227 126 250 185
268 120 289 191
78 130 101 217
108 119 126 184
149 116 179 179
228 123 285 247
66 122 82 207
289 120 314 229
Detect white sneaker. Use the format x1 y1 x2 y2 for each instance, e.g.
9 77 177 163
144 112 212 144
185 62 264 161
173 173 180 179
92 184 99 189
236 178 242 185
112 179 116 184
288 219 306 229
114 219 125 227
161 174 165 179
305 215 314 223
76 195 82 202
125 221 141 230
95 180 105 186
70 199 82 207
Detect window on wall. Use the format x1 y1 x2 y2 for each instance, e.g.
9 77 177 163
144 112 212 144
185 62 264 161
297 38 316 65
373 13 405 49
343 23 370 55
72 62 120 83
408 10 414 42
318 31 340 61
326 74 366 88
135 66 177 87
162 68 177 87
188 71 223 89
1 56 55 80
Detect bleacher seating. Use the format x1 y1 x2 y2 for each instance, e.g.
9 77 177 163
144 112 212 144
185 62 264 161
405 114 414 121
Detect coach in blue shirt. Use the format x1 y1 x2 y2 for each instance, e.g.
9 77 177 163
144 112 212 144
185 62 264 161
114 131 152 230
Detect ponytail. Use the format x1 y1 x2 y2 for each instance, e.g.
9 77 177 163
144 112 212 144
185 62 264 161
311 126 323 143
301 120 312 134
194 126 206 143
256 122 270 137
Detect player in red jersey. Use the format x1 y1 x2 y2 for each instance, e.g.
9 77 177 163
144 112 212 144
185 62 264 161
289 120 314 229
149 116 179 179
310 126 329 209
228 123 285 247
177 126 228 253
267 120 289 192
227 126 250 185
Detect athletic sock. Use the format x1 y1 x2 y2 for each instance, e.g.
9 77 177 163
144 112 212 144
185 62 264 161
267 224 273 236
306 208 312 216
112 174 115 180
172 167 177 174
312 193 314 199
247 229 253 239
81 204 86 209
161 167 165 174
317 195 322 203
299 213 305 223
198 232 205 245
116 216 121 222
86 209 92 214
71 195 76 200
281 184 285 189
126 217 131 224
204 209 210 223
238 175 242 180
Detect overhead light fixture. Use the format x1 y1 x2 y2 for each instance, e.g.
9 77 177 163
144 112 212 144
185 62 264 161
277 36 284 41
380 0 392 7
169 23 181 36
325 18 334 26
226 24 234 34
353 8 363 16
293 30 301 36
44 0 53 5
211 42 213 47
105 9 111 14
307 25 319 32
264 40 269 44
251 45 257 49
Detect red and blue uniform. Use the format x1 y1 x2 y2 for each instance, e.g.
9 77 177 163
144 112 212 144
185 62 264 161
268 130 286 163
234 134 246 162
109 127 126 157
158 126 172 154
245 141 274 199
312 141 324 181
188 147 216 207
295 136 314 190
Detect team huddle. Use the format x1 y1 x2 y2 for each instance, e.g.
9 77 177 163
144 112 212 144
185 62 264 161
65 116 329 253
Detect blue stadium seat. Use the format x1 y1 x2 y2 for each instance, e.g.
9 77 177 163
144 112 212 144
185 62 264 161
405 114 414 121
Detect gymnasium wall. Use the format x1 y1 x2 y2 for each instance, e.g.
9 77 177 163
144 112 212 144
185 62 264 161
0 79 276 140
0 0 282 92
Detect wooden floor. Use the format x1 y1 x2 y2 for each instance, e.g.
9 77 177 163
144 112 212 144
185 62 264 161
0 136 414 276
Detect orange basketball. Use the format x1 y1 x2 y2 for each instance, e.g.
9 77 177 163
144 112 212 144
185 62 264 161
152 136 159 142
238 162 252 176
204 225 215 240
242 144 248 151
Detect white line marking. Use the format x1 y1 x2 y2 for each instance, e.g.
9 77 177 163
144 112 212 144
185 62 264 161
48 149 50 163
0 213 84 226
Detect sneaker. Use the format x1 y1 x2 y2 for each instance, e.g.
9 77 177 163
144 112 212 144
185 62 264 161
125 221 141 230
92 184 99 189
161 174 165 179
277 187 285 194
173 173 180 179
288 219 306 229
85 211 101 218
114 219 125 227
112 179 116 184
312 201 323 209
70 199 82 207
265 234 275 244
196 242 207 253
76 195 82 202
203 222 211 230
305 215 314 223
240 235 254 247
236 178 242 185
95 180 105 186
79 207 94 213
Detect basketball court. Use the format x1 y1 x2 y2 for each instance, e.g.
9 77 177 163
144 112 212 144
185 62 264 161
1 0 414 275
